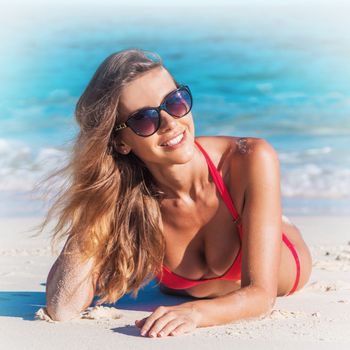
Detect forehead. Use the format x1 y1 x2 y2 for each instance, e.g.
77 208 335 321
118 67 177 117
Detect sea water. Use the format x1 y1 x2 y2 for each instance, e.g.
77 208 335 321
1 1 349 216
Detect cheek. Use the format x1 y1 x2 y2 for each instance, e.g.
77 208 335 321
129 139 157 160
121 129 145 148
185 114 195 135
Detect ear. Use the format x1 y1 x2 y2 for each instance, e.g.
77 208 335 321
115 141 131 155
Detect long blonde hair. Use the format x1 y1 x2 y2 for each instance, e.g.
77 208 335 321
41 48 177 304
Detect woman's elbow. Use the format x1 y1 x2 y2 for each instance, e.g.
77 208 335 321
45 286 94 322
46 304 80 322
249 284 276 317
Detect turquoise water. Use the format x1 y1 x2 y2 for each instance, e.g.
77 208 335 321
1 2 349 216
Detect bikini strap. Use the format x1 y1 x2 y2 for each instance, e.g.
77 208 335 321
194 140 241 224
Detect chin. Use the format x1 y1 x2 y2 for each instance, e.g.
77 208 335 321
165 142 196 165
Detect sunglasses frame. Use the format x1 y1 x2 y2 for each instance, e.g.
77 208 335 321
114 84 192 137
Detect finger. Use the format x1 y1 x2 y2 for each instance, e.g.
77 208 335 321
135 318 146 328
170 322 194 336
147 312 178 338
140 306 168 336
157 319 185 337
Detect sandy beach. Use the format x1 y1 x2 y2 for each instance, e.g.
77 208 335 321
0 215 349 349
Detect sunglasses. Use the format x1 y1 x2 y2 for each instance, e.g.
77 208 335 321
114 85 192 137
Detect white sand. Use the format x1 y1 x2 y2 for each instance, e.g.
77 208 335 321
0 216 349 349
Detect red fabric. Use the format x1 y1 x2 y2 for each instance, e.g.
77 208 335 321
282 235 301 295
156 140 301 295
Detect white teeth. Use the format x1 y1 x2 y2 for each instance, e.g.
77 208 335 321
162 132 184 146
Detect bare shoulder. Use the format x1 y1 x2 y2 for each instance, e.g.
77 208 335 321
194 135 278 168
195 136 280 215
227 137 280 188
231 137 279 166
194 135 234 166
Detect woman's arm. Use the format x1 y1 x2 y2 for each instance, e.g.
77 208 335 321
46 240 97 321
182 284 274 328
191 138 282 325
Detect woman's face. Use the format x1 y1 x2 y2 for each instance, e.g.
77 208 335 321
116 66 195 166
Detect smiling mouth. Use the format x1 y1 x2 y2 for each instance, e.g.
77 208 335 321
160 131 185 147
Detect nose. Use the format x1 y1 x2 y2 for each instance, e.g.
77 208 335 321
158 110 177 133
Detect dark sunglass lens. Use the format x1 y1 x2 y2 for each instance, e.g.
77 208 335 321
165 88 192 117
127 109 159 136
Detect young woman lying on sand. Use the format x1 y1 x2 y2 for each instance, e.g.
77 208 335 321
45 48 312 338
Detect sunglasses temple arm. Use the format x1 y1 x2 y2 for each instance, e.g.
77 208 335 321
115 123 127 131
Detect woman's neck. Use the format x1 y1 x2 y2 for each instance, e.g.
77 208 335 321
146 146 209 202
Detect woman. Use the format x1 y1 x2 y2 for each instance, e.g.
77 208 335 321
45 48 312 338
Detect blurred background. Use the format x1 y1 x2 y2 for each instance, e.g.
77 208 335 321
1 0 349 217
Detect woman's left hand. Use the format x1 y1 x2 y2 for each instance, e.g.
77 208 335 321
135 303 202 338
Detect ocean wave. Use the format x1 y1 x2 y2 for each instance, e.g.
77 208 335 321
278 147 333 164
281 164 350 198
0 138 68 192
0 138 349 200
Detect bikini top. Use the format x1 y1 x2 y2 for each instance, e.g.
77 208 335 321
155 140 243 289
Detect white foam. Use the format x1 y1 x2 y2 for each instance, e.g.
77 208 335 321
279 147 334 164
281 164 350 198
0 138 67 192
0 138 349 200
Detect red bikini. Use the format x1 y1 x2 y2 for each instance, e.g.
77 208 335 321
156 140 301 296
